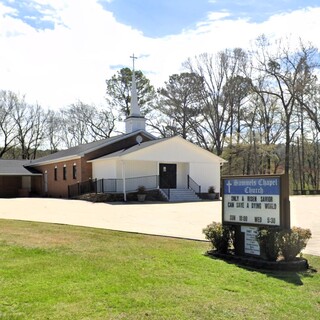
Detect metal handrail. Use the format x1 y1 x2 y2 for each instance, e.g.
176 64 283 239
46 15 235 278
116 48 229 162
160 188 171 200
68 175 159 198
187 175 201 193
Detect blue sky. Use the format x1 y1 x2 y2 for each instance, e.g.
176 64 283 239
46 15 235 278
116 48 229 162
0 0 320 109
2 0 320 36
101 0 320 37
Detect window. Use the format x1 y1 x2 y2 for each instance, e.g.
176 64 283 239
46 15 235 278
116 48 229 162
44 171 48 193
63 165 67 180
54 166 57 181
73 163 77 179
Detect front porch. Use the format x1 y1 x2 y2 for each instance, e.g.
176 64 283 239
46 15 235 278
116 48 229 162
68 174 202 202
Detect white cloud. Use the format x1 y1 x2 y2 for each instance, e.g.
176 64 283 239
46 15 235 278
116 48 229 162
0 1 319 110
206 11 231 21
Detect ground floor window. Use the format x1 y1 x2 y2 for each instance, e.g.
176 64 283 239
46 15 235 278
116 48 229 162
73 163 77 179
63 165 67 180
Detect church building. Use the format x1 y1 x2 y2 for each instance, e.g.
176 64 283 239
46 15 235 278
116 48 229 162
0 59 226 201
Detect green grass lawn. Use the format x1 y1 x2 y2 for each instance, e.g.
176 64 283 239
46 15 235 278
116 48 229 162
0 219 319 320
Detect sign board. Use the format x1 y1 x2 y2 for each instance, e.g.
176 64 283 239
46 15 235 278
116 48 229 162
222 174 290 257
222 175 290 227
241 226 260 256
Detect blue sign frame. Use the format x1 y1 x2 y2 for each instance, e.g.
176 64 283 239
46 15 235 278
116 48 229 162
222 175 290 228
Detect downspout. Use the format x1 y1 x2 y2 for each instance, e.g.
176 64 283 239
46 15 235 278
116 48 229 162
121 160 127 202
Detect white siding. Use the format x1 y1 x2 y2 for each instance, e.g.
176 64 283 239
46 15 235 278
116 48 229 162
190 162 221 193
177 163 188 188
93 159 117 179
123 160 157 178
123 136 222 164
122 160 158 191
90 136 225 194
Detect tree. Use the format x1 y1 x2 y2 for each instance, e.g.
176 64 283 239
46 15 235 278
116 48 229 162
0 90 18 157
155 72 204 140
250 78 285 174
184 48 251 155
46 110 63 153
59 101 117 148
251 36 320 174
12 100 48 159
105 67 156 117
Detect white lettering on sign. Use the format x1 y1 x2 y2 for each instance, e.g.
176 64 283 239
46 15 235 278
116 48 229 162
223 177 281 226
245 187 263 194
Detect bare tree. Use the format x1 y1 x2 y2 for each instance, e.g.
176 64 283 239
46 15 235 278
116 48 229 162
84 106 117 140
12 101 48 159
46 110 63 153
184 48 251 155
251 36 319 174
59 101 117 148
0 90 18 157
251 78 285 173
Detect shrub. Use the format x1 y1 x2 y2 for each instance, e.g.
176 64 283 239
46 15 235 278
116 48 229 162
137 185 146 194
208 186 215 193
256 226 312 261
256 227 282 261
203 222 234 253
279 227 312 261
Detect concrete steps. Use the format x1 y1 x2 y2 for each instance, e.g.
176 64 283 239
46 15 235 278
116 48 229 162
160 188 201 202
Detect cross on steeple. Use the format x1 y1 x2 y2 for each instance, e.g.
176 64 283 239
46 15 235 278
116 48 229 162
130 53 137 71
124 52 146 133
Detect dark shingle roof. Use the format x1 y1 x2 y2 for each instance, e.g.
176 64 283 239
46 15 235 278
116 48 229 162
92 138 168 160
27 130 155 166
0 160 42 176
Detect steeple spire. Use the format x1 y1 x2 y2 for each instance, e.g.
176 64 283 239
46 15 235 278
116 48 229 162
129 54 140 116
124 53 146 133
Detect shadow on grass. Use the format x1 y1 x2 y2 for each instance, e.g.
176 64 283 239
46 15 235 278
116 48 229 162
205 251 317 286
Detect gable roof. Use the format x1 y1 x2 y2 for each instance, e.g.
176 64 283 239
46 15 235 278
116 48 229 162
0 160 42 176
90 135 226 164
27 130 155 167
90 138 170 160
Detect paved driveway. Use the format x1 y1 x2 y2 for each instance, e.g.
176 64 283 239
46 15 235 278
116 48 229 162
0 196 319 256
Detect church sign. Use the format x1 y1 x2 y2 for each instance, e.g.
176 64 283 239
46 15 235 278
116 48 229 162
223 176 282 226
222 175 290 256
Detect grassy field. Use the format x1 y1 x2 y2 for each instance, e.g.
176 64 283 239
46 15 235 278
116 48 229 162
0 219 319 320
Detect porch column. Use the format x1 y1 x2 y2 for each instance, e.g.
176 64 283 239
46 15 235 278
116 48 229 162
157 161 160 188
121 160 127 201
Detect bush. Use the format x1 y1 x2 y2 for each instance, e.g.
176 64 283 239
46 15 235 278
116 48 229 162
203 222 234 253
256 226 312 261
137 185 146 194
256 227 282 261
279 227 312 261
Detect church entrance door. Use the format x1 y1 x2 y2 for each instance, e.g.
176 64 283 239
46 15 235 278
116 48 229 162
159 163 177 189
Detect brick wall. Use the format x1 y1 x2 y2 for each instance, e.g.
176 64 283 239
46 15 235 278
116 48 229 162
34 158 89 198
0 176 21 197
31 132 153 198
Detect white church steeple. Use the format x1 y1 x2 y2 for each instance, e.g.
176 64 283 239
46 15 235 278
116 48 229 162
124 54 146 133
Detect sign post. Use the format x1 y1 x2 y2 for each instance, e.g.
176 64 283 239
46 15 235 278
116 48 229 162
222 174 290 257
